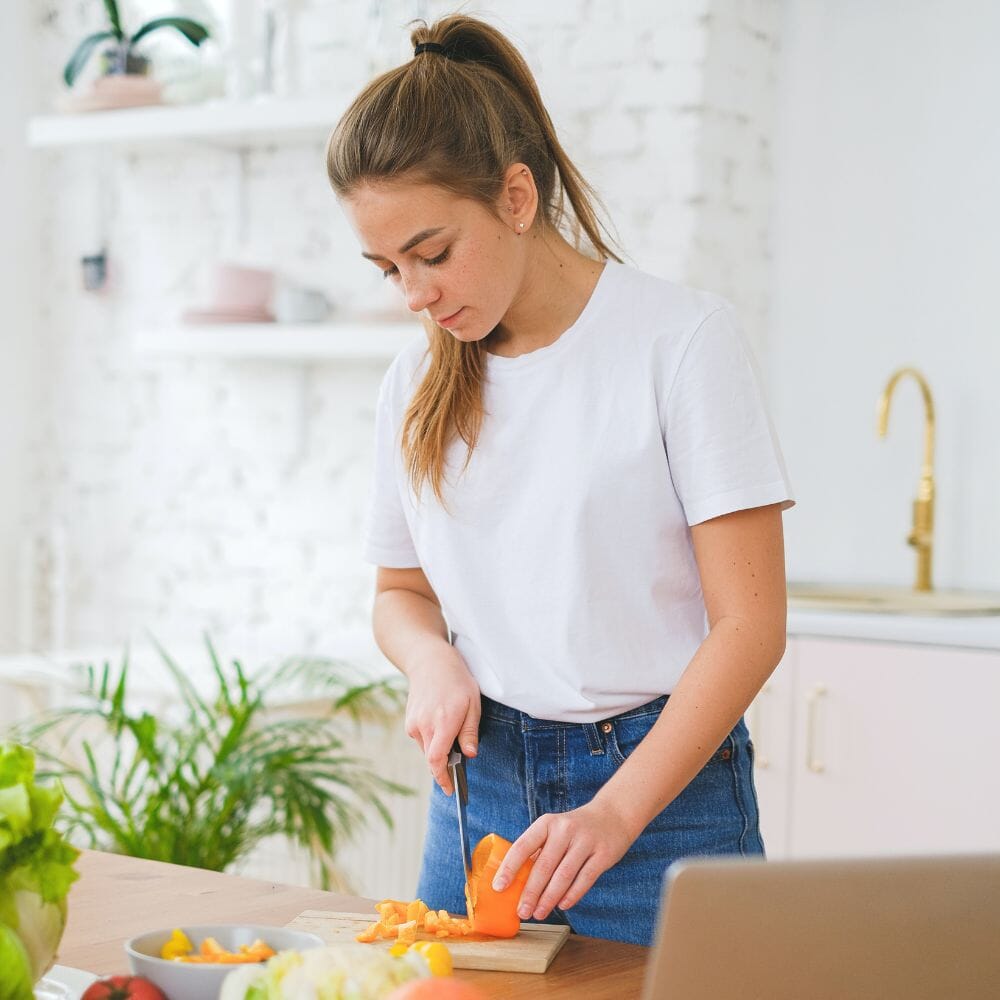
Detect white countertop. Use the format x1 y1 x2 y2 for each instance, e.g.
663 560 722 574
3 617 1000 688
788 608 1000 651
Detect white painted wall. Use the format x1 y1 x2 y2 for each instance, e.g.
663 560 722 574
769 1 1000 591
0 0 42 652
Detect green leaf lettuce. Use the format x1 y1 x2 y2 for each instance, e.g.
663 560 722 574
0 743 80 1000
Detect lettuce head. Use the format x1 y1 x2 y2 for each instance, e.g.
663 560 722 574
0 742 80 1000
220 943 431 1000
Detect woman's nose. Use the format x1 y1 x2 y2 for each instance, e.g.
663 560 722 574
403 272 439 314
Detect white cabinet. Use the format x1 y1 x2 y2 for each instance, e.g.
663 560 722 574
746 645 795 856
747 636 1000 859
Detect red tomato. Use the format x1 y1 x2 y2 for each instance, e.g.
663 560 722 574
81 976 168 1000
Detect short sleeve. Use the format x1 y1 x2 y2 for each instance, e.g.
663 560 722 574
361 376 421 567
662 305 795 526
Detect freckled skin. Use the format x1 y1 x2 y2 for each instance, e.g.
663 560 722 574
339 169 605 359
341 180 527 344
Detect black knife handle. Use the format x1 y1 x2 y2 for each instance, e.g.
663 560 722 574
449 738 470 805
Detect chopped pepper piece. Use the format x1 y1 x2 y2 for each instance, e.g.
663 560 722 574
354 833 531 944
160 928 194 961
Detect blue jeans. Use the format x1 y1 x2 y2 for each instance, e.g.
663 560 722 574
415 693 764 946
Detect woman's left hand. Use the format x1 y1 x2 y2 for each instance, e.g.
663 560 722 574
490 802 636 920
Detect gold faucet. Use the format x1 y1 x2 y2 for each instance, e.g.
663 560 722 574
876 367 936 591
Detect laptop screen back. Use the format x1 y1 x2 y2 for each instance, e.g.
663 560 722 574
641 854 1000 1000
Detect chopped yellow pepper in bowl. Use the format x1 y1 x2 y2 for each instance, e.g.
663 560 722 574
158 927 276 964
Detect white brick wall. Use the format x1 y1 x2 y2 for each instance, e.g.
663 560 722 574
0 0 783 896
0 0 43 656
686 1 783 357
20 2 781 662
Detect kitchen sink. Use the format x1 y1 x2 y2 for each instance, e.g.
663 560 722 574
787 583 1000 616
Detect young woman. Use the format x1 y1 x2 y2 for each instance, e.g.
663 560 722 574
327 14 794 946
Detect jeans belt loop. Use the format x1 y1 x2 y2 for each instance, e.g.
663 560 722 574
583 721 604 755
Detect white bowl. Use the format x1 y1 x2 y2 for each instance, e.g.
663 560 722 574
125 924 324 1000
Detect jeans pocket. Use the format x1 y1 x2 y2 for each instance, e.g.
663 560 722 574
606 717 742 770
605 714 660 767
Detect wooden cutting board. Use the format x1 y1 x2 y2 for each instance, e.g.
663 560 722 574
286 909 570 973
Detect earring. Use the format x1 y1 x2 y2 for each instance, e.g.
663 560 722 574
517 222 525 235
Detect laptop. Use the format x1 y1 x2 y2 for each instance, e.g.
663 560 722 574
641 854 1000 1000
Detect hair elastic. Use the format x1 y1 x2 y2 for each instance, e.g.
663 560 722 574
414 41 446 56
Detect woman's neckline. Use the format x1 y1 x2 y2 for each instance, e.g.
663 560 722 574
485 259 615 374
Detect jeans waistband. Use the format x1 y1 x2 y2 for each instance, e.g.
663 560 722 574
480 693 669 731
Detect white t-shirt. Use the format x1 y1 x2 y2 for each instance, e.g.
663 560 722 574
363 260 795 723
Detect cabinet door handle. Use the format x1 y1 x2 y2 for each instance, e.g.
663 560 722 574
806 684 827 773
748 683 772 769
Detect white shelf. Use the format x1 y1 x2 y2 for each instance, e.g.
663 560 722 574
27 96 343 150
134 320 423 362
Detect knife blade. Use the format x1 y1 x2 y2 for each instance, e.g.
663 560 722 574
447 739 473 878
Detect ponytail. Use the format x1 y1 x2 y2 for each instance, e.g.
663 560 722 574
327 14 621 503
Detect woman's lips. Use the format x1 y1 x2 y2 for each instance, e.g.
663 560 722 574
436 307 463 327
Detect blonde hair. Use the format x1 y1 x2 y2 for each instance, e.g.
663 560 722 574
327 14 621 503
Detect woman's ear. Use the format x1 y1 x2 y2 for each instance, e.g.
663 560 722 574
501 162 537 235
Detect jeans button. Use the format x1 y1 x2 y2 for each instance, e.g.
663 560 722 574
601 722 613 734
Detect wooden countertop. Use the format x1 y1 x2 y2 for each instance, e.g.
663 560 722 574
60 850 649 998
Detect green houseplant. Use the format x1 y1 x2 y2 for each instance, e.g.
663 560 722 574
63 0 211 85
12 638 410 891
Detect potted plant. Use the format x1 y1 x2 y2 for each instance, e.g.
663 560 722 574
11 637 411 891
63 0 211 86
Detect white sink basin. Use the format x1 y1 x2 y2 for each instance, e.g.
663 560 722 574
787 583 1000 616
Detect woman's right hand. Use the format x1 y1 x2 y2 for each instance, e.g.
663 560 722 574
403 638 481 795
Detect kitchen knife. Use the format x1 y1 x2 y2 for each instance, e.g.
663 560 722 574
447 739 473 878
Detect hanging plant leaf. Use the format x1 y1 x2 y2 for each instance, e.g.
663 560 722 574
130 17 211 51
63 30 116 87
102 0 124 41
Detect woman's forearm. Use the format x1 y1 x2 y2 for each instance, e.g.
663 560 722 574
373 588 451 677
374 587 483 780
591 616 785 840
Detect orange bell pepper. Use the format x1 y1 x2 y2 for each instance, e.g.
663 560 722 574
464 833 533 938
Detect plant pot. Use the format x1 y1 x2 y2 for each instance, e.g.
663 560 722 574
100 46 150 76
58 73 163 113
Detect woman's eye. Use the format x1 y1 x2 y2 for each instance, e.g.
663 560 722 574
380 247 449 280
425 248 450 266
